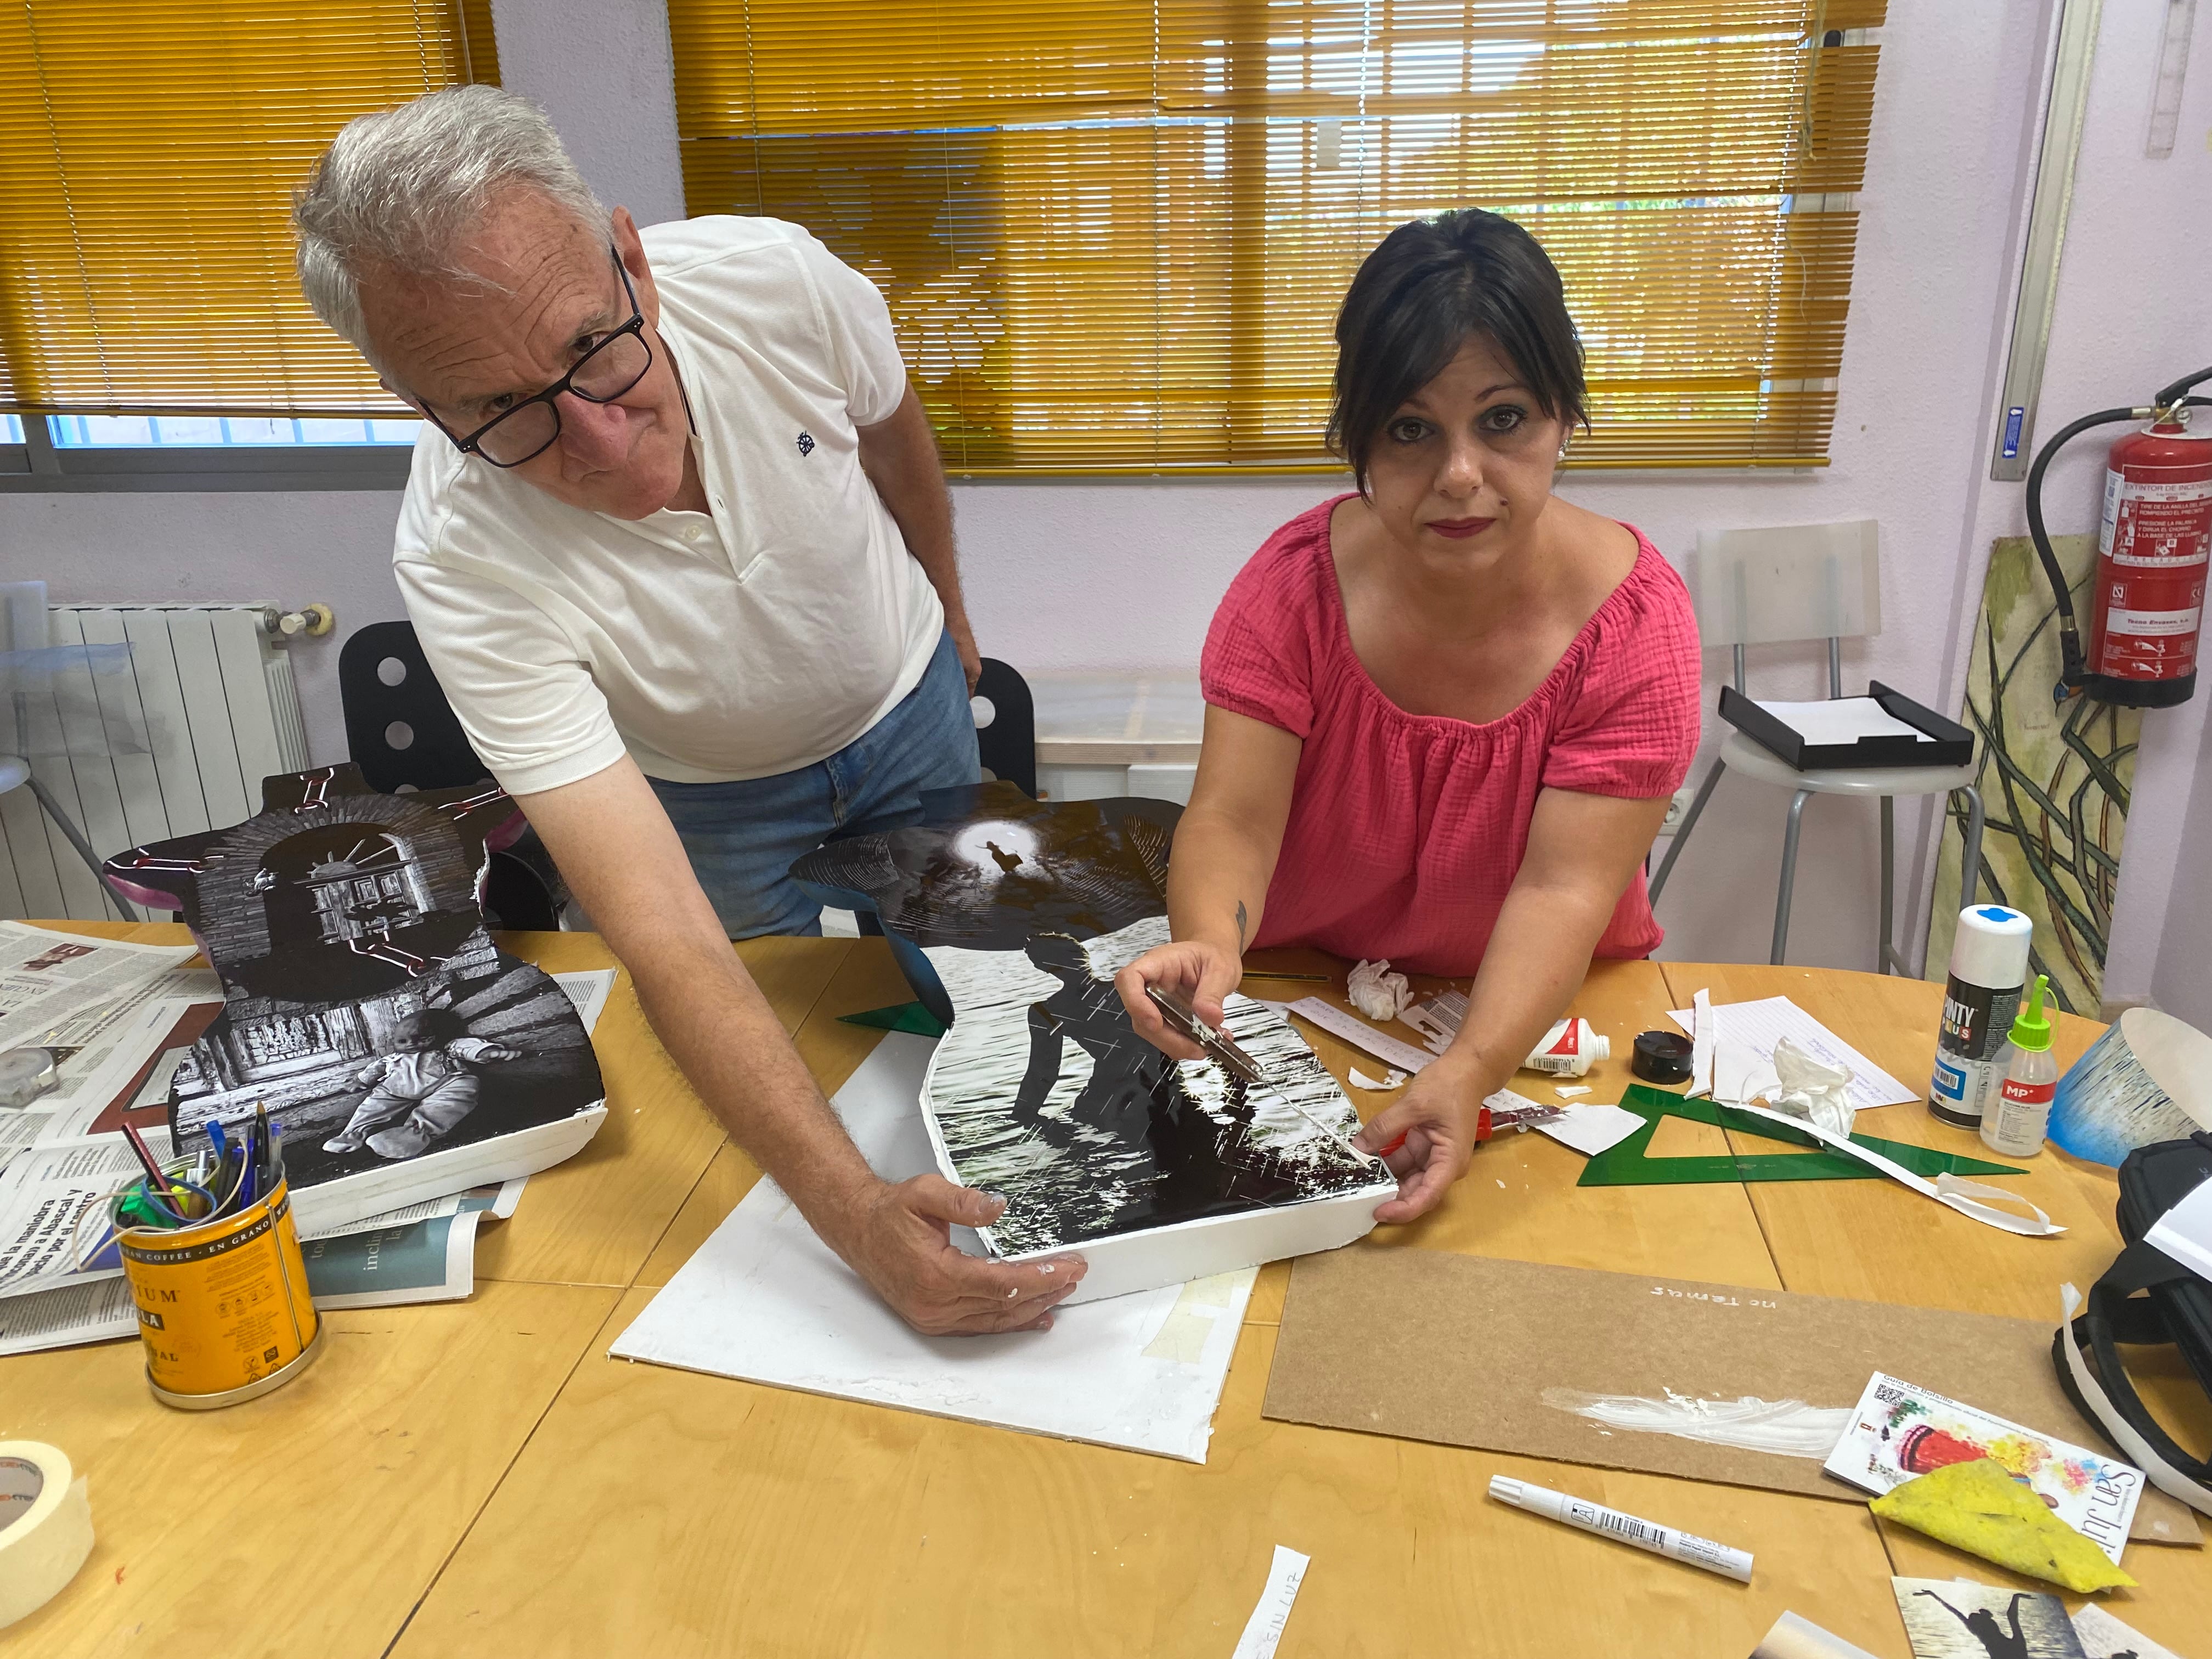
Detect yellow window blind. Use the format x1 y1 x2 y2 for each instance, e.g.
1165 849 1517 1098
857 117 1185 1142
0 1 498 419
668 2 1883 472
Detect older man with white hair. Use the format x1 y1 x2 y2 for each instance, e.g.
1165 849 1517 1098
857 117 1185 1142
292 84 1084 1335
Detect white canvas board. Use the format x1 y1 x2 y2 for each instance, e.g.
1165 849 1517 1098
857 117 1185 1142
611 1032 1259 1463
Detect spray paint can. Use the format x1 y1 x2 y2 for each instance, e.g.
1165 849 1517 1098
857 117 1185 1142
1928 904 2035 1128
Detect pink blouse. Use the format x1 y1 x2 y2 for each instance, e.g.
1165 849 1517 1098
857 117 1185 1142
1200 496 1703 975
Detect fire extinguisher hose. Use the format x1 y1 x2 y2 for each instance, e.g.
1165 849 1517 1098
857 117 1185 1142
2025 380 2212 699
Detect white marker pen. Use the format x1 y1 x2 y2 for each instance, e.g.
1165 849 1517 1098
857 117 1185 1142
1488 1476 1752 1583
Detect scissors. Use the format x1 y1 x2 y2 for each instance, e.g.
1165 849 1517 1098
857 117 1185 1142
1144 983 1265 1084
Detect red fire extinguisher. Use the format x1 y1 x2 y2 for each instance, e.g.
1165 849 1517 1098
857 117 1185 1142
2028 366 2212 706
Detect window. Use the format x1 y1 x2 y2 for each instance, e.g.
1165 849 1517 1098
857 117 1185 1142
667 2 1883 472
0 2 497 461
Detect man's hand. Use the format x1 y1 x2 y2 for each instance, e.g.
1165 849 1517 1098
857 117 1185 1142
824 1172 1087 1334
947 610 983 693
1115 938 1243 1060
1351 1058 1485 1223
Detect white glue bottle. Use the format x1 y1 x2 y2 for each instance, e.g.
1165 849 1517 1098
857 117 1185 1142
1521 1019 1610 1077
1928 904 2033 1129
1982 975 2057 1158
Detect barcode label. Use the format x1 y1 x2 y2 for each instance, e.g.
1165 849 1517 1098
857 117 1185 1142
1595 1511 1662 1547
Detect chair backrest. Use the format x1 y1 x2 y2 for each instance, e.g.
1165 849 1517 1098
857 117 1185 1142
1690 520 1882 650
336 620 490 794
972 657 1037 798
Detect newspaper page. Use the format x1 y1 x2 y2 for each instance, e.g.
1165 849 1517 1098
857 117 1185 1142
0 1200 503 1352
0 922 199 1048
299 1211 484 1310
0 1131 173 1299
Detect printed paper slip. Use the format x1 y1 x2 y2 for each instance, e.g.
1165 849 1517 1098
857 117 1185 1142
1823 1371 2143 1564
1668 995 1917 1111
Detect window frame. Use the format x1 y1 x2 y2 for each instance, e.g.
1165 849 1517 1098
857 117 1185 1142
0 416 413 492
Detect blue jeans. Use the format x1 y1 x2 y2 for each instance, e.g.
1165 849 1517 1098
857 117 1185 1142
649 630 981 938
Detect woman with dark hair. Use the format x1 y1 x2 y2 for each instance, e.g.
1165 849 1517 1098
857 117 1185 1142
1115 208 1701 1223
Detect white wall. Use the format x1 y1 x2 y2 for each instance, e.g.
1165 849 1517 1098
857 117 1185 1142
2152 708 2212 1030
5 0 2208 989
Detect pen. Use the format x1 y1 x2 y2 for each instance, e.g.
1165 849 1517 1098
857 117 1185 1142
121 1122 198 1216
1489 1476 1752 1583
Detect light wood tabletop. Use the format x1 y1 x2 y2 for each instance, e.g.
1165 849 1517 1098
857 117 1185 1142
3 925 2204 1657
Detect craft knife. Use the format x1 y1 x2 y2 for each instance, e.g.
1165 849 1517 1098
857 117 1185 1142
1144 983 1266 1084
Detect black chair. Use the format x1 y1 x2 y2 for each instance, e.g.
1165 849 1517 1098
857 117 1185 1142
336 620 568 930
971 657 1037 799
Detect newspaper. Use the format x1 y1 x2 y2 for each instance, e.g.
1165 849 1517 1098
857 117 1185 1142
0 1131 174 1299
0 963 613 1353
0 922 199 1049
0 1186 520 1353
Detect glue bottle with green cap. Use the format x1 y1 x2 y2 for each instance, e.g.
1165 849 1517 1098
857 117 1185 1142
1980 974 2056 1158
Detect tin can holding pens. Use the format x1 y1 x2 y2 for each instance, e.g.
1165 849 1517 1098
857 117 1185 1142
108 1140 322 1410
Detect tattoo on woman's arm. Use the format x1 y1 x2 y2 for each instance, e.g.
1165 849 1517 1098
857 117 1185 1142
1234 900 1248 951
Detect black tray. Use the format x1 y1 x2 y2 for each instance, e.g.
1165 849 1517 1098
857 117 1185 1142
1719 680 1973 770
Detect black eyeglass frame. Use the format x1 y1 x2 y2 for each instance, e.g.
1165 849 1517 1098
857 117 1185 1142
418 247 652 468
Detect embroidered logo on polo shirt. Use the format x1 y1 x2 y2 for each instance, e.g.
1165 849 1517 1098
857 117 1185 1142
795 430 816 456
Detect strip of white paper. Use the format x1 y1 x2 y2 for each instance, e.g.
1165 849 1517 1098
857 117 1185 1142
1720 1098 2061 1237
2059 1283 2212 1520
1229 1545 1310 1659
1670 995 1916 1112
1285 997 1437 1074
610 1032 1257 1463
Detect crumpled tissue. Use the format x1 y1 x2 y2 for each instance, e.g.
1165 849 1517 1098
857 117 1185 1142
1347 958 1412 1022
1759 1035 1856 1138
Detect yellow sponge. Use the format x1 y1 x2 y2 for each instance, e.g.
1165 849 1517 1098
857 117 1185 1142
1869 1458 2137 1594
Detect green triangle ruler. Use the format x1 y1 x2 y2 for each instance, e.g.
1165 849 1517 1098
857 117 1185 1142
1577 1085 2024 1187
836 1001 947 1038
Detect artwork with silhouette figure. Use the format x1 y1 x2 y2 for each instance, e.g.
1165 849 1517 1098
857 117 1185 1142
923 914 1391 1257
788 781 1184 1026
1889 1579 2086 1659
104 765 605 1204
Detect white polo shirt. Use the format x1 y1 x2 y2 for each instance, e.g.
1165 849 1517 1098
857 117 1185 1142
392 216 945 794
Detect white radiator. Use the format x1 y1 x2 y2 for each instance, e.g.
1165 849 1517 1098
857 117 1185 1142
1 605 309 922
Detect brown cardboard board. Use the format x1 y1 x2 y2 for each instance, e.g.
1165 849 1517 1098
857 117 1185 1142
1262 1248 2200 1547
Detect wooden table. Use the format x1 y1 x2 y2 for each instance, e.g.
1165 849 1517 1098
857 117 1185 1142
4 927 2205 1658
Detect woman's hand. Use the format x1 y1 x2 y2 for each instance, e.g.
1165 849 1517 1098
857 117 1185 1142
1114 939 1243 1061
1351 1057 1489 1222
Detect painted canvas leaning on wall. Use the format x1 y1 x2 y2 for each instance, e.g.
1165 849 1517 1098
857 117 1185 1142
1926 535 2137 1017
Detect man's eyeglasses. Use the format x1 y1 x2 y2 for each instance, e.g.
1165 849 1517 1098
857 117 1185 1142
421 248 653 468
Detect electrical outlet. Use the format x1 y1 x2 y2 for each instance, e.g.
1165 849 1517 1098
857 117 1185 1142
1662 785 1697 833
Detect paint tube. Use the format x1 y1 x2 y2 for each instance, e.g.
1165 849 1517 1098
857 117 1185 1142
1521 1018 1611 1077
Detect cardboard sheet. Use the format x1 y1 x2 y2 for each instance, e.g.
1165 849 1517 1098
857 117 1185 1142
1261 1249 2199 1547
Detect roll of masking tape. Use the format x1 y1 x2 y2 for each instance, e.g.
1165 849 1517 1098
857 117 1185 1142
0 1442 92 1629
